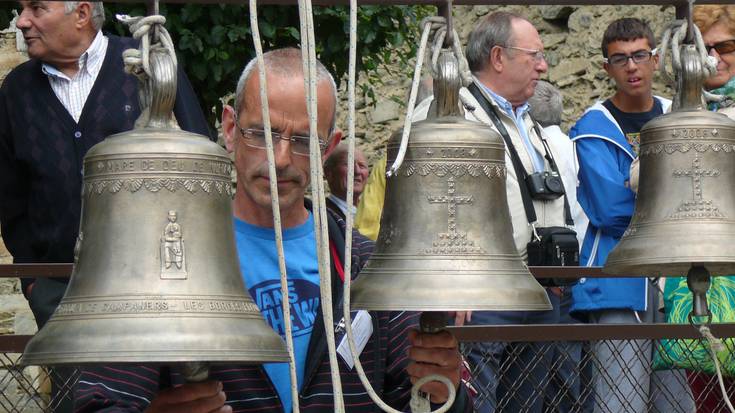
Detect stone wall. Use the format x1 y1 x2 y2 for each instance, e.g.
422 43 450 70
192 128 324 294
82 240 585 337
0 26 32 338
0 26 45 412
335 4 677 164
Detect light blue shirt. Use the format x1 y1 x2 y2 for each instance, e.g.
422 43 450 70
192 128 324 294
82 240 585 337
234 214 320 413
478 83 545 172
327 193 356 218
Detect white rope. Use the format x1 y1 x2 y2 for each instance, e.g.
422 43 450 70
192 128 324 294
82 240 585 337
338 9 457 412
385 19 434 177
116 14 177 78
247 2 301 412
295 0 346 411
659 17 720 102
698 325 735 413
425 19 472 88
344 0 357 289
387 17 471 177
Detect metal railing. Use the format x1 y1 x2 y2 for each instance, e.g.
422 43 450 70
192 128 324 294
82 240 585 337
2 265 734 412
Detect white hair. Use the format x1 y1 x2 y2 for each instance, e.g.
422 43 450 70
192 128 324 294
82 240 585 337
64 2 105 31
529 80 563 127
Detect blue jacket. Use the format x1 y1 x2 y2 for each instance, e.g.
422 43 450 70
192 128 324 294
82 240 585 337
570 98 670 313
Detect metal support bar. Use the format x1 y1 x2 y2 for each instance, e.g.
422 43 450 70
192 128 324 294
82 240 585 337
2 324 734 352
0 264 73 278
101 0 731 5
675 0 694 43
0 335 32 353
450 323 735 342
0 264 675 279
437 0 453 47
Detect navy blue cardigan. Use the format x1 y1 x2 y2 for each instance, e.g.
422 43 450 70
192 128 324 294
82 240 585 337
0 34 211 294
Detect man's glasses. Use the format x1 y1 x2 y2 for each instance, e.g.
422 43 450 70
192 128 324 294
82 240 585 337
501 45 546 62
604 49 657 67
706 40 735 56
233 114 326 156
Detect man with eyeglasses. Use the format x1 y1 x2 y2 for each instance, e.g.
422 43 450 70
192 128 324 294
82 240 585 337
569 18 695 413
412 11 581 413
73 47 471 413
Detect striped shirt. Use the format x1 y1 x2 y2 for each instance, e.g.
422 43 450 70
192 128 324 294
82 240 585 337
73 208 471 413
42 30 107 123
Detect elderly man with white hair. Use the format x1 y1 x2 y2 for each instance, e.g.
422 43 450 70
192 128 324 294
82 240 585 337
323 142 370 220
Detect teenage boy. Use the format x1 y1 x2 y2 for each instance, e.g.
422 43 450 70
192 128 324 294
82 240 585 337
569 18 696 412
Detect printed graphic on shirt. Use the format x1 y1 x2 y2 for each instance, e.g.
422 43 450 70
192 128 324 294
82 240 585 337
249 279 320 337
626 132 640 155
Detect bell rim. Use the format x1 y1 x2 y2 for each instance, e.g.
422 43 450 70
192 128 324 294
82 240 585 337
19 351 291 367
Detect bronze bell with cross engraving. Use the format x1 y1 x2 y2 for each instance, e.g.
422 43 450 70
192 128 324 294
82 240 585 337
605 46 735 279
350 50 550 312
21 42 288 371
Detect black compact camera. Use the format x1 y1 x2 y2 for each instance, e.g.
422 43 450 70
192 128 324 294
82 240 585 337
525 171 565 200
527 227 580 287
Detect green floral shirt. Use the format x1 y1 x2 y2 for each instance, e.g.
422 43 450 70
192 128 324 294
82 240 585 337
709 76 735 111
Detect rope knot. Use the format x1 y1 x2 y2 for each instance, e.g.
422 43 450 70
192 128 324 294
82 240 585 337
699 325 726 354
116 14 177 79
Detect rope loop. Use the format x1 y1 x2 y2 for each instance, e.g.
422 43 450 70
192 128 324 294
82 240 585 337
116 14 177 79
422 16 472 88
388 13 472 176
697 324 735 412
409 374 457 413
660 18 721 103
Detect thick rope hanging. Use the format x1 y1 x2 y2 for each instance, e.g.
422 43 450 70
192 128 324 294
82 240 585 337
295 0 347 411
339 7 457 412
692 321 735 413
247 2 301 412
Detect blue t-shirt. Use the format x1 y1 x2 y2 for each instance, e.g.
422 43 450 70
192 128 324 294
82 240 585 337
603 98 663 155
234 214 320 413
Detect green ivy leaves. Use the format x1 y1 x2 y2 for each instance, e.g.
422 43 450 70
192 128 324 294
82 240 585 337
99 4 427 126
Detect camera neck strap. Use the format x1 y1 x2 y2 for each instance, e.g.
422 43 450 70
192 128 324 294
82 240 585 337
468 82 573 227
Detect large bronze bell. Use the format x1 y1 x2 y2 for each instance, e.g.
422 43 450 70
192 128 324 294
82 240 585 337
350 51 551 312
605 47 735 278
21 38 287 369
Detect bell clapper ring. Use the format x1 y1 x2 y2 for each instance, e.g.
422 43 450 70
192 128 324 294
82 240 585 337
686 264 712 320
409 312 458 413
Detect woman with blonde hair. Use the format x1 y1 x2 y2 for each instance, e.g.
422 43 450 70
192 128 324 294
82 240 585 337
694 5 735 117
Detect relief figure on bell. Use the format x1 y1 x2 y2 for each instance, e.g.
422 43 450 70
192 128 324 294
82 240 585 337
164 211 184 269
160 210 187 279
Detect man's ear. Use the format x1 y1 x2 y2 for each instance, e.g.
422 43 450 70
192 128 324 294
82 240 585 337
222 105 238 153
603 62 611 76
75 2 92 29
323 129 343 158
490 46 505 72
652 53 660 70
